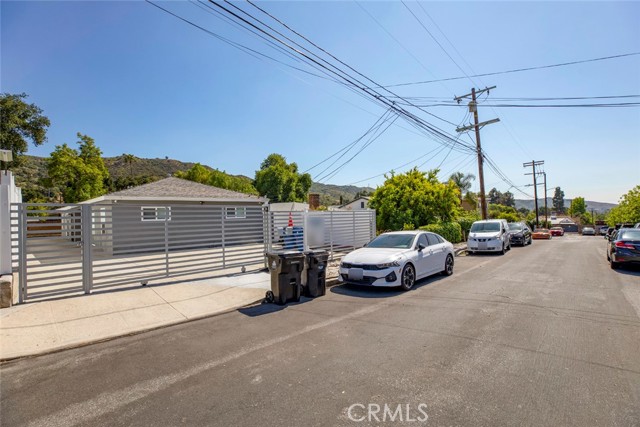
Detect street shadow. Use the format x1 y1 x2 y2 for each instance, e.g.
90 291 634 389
330 274 446 299
237 295 315 317
612 264 640 276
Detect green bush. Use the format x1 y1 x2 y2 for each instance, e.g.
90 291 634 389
456 211 481 234
419 222 463 243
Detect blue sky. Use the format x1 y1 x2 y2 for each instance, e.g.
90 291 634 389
2 0 639 204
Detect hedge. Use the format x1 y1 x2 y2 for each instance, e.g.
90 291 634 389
419 222 462 243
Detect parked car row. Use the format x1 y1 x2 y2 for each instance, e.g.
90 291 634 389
606 227 640 269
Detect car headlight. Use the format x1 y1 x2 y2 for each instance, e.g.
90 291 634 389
376 260 400 269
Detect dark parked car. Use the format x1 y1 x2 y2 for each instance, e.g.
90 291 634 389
508 222 532 246
607 228 640 269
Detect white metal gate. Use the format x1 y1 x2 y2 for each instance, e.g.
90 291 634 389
11 202 268 302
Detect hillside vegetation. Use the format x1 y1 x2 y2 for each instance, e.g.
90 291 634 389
11 155 371 205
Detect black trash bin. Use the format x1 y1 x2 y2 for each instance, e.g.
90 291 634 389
266 252 305 305
304 250 329 298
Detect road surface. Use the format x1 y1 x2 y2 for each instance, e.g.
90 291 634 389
2 234 639 426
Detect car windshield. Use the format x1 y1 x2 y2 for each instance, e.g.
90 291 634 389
470 222 500 232
619 230 640 240
367 234 415 249
508 223 523 231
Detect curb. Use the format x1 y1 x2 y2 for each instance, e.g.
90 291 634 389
0 297 265 364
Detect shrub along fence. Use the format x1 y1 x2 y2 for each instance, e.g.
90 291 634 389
419 222 462 243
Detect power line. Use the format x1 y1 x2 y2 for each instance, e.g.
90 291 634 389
381 52 640 88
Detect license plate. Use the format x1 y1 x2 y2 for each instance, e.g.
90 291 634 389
478 242 488 250
348 268 364 280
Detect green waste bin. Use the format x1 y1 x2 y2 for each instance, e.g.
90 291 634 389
266 252 305 305
304 250 329 298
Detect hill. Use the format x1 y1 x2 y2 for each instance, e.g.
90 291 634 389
514 198 616 213
11 155 374 205
309 182 374 207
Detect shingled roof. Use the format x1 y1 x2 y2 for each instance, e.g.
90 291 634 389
103 177 264 202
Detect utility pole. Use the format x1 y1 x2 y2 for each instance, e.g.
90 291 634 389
543 172 548 227
523 160 544 228
455 86 499 220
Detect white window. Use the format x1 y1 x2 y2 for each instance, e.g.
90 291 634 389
225 207 246 219
141 206 171 222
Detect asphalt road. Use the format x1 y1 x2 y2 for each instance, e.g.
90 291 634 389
2 234 639 427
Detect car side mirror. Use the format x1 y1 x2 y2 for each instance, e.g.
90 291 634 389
418 243 426 251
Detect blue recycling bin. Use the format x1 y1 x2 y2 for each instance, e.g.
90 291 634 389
283 226 304 251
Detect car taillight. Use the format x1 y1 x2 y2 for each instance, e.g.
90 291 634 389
615 241 635 249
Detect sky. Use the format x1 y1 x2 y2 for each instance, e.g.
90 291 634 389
2 0 639 204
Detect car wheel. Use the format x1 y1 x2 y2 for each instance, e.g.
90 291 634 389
500 243 505 255
610 259 619 270
442 254 454 276
400 264 416 291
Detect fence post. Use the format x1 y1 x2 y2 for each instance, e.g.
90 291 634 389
352 211 356 250
371 210 376 240
81 204 93 294
17 205 27 303
0 172 20 276
329 211 334 261
303 210 309 252
264 205 271 268
164 205 169 277
221 207 226 268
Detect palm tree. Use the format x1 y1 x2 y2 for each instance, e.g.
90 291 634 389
122 153 137 178
449 172 475 195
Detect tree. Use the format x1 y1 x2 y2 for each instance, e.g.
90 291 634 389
122 153 138 178
487 187 514 207
47 133 109 203
448 172 475 195
606 185 640 225
501 191 515 207
368 168 460 231
568 197 587 217
175 163 258 195
488 204 520 222
254 154 311 203
488 187 502 205
552 187 565 213
0 93 51 166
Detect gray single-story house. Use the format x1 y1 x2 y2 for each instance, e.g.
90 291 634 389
62 177 267 256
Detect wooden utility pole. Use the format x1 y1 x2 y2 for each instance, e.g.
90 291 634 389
455 86 499 220
543 172 548 227
524 160 544 228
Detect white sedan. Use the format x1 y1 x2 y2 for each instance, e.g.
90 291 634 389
338 230 455 291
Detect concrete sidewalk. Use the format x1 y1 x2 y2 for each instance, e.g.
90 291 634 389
0 272 271 360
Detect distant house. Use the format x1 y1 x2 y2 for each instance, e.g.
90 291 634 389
330 196 370 211
62 177 266 255
549 216 578 232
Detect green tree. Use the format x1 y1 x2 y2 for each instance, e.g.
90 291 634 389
0 93 51 166
448 172 475 195
175 163 258 195
568 197 587 217
122 153 138 178
501 191 515 207
488 187 502 205
488 204 520 222
552 187 565 213
606 185 640 225
47 133 109 203
254 154 311 202
368 168 460 231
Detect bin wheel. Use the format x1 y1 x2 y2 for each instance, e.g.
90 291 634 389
265 291 274 304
